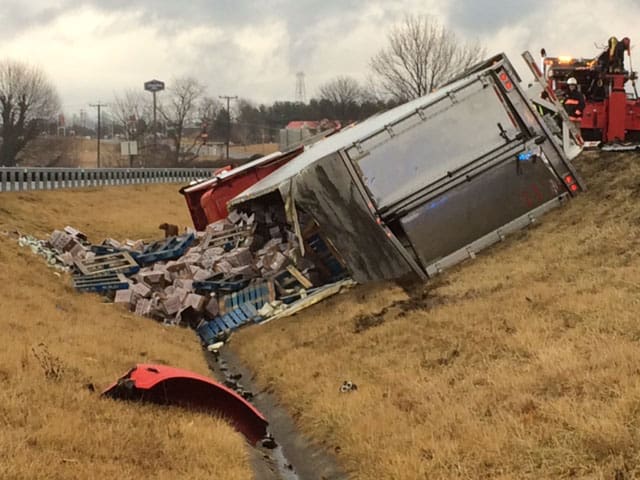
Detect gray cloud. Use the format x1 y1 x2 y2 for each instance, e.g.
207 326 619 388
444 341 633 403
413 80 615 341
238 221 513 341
1 1 395 72
0 3 71 39
5 0 637 112
446 0 551 34
101 0 376 70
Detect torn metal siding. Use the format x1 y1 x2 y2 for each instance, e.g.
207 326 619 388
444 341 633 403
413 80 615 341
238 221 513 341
288 153 413 282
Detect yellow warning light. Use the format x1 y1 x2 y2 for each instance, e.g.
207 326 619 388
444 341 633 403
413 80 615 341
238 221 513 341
558 55 573 64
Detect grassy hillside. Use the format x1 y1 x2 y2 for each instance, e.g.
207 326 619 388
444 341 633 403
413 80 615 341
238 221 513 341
233 151 640 479
0 184 253 479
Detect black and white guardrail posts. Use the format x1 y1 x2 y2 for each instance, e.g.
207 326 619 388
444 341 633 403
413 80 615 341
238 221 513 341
0 168 210 192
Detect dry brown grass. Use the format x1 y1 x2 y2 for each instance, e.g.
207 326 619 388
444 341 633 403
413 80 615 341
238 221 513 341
229 143 279 156
233 151 640 479
0 184 253 479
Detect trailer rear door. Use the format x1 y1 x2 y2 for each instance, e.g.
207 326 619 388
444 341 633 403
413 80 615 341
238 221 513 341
398 153 563 270
346 72 569 276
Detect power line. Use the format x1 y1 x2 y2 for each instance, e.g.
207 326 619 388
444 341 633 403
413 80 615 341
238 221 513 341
89 102 108 168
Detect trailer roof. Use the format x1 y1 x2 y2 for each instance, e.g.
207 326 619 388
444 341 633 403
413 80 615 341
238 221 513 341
228 66 496 208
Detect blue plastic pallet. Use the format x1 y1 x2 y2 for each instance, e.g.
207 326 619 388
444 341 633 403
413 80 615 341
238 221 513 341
222 281 274 313
193 276 250 294
90 245 123 255
133 233 195 265
73 272 129 293
197 303 261 345
197 322 217 345
307 233 346 280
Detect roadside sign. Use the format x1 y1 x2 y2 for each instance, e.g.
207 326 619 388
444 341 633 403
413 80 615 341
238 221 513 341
144 79 165 92
120 141 138 156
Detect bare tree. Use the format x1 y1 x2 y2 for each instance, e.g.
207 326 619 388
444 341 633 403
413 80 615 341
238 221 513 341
370 15 485 102
158 76 205 164
318 76 362 121
0 60 60 166
111 89 149 141
198 96 222 143
199 96 223 125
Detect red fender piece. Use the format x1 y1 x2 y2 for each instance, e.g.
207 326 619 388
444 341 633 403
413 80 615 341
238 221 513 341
102 364 268 444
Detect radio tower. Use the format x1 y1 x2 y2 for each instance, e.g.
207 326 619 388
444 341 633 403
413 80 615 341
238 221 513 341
295 72 307 103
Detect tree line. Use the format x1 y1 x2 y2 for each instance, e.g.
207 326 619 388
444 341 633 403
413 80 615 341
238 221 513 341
0 15 484 167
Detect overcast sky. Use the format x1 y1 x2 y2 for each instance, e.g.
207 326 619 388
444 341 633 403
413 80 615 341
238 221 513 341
1 0 639 117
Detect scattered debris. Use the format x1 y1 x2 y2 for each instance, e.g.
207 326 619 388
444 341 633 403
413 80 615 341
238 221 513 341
261 434 278 449
339 381 358 393
18 235 69 271
102 364 268 444
18 209 352 346
207 341 225 353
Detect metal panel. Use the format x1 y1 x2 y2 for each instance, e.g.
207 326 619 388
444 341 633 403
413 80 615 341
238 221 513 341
399 154 564 268
425 195 568 275
355 80 520 210
293 153 414 282
229 74 484 208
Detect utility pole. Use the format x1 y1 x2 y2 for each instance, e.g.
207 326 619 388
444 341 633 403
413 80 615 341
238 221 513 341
89 102 108 168
152 91 157 149
219 95 237 161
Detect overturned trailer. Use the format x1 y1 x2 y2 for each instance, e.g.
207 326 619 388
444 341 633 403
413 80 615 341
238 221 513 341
229 53 585 283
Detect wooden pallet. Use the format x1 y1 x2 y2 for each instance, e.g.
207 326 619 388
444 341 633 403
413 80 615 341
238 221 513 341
271 268 311 298
75 251 140 276
134 233 195 265
285 265 313 289
199 225 253 251
73 272 130 293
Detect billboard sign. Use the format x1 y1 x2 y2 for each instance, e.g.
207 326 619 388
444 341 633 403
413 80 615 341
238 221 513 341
144 79 165 92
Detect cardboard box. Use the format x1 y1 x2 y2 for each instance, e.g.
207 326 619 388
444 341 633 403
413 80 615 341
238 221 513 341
184 293 206 312
114 288 133 304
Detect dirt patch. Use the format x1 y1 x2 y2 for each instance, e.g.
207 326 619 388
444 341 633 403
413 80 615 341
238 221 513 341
353 309 387 333
353 284 448 333
392 287 447 313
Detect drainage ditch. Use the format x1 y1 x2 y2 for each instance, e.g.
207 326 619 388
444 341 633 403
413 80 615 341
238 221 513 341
205 347 348 480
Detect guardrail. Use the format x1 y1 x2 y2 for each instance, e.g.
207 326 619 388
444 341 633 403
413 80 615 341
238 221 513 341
0 167 212 192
